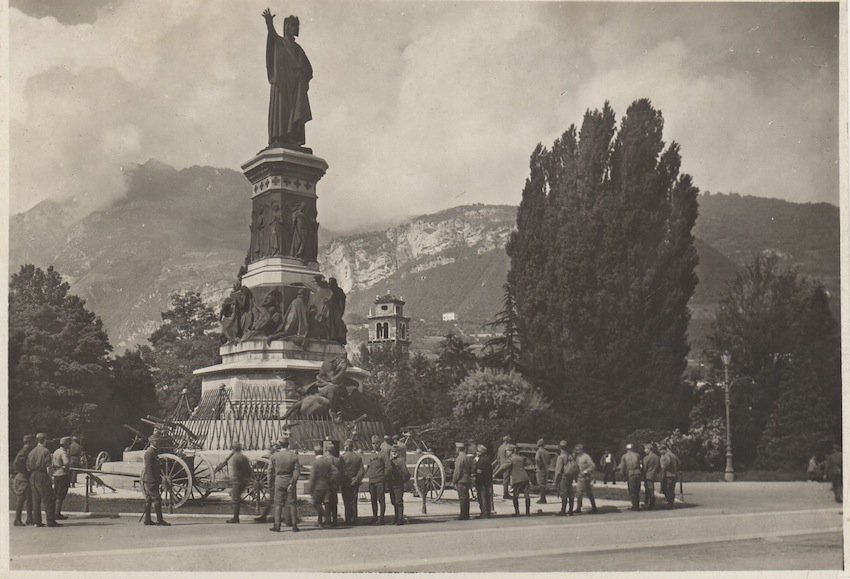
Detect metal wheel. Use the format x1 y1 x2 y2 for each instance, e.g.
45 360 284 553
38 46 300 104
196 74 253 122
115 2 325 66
159 453 192 509
95 451 110 470
190 455 214 499
414 454 445 502
242 457 270 506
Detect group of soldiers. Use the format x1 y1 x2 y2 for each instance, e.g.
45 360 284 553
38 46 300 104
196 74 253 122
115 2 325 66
12 433 85 527
450 436 682 520
214 433 412 532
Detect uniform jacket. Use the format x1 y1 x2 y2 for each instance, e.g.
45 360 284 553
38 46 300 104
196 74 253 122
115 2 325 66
14 445 32 476
553 452 579 486
308 455 332 493
535 447 551 473
52 447 70 477
660 451 680 478
341 451 365 487
452 453 474 486
643 451 660 481
473 453 493 486
496 454 530 485
619 450 642 477
328 455 343 490
365 451 388 484
493 443 510 468
26 444 52 474
575 452 596 478
380 441 393 459
69 441 83 466
268 449 301 486
142 445 160 483
386 455 410 487
826 451 842 477
229 451 253 485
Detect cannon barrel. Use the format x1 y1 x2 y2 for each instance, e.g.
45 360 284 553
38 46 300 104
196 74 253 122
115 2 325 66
122 424 147 439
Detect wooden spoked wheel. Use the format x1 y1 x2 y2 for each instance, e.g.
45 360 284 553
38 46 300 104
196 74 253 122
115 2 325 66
94 451 110 470
414 454 445 502
242 457 271 506
190 455 214 499
158 453 192 509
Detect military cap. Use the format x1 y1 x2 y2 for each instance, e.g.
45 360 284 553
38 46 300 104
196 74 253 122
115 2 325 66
60 436 72 445
658 444 668 451
72 436 80 442
371 434 381 443
23 434 35 443
625 443 633 450
36 432 48 442
537 438 545 446
476 444 487 453
455 442 465 450
558 440 569 449
503 435 512 442
383 435 392 442
573 443 584 453
391 444 401 452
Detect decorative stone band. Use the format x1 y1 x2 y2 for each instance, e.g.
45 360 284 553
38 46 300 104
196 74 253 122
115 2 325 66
242 147 328 200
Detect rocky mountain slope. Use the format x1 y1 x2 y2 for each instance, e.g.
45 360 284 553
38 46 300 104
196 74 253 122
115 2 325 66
10 161 840 354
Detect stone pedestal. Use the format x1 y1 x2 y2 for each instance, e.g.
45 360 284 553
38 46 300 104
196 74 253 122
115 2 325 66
241 147 328 290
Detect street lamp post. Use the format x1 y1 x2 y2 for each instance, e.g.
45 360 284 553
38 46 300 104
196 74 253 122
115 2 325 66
721 351 735 482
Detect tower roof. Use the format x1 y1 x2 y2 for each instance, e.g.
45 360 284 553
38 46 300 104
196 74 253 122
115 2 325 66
374 294 405 305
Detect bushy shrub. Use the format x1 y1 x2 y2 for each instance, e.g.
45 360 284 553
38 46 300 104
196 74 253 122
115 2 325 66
449 369 549 421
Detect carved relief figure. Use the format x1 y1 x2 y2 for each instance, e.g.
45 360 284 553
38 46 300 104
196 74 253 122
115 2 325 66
328 277 347 344
290 202 306 259
233 285 255 338
219 297 239 343
306 206 320 263
309 276 333 339
269 287 310 346
269 202 283 255
254 208 265 259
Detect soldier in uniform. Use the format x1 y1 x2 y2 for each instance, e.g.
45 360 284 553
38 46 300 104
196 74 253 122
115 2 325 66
552 440 579 516
493 435 512 499
27 432 58 527
535 439 551 504
364 434 388 524
618 443 643 511
69 436 84 487
142 434 170 526
380 435 393 459
325 440 343 526
254 442 279 523
600 449 617 485
573 444 598 514
659 444 680 507
386 444 410 525
494 444 531 516
642 443 660 509
473 444 493 518
52 436 72 520
340 439 365 525
307 445 332 528
268 437 301 532
224 442 252 523
13 434 35 527
825 444 842 503
452 443 474 520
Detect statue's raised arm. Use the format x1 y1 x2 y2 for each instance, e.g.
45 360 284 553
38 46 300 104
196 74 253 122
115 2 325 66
264 10 313 149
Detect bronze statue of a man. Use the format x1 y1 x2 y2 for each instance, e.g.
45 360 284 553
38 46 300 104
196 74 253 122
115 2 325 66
263 9 312 148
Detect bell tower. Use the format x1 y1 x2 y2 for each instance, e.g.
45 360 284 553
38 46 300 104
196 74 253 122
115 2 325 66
367 294 410 355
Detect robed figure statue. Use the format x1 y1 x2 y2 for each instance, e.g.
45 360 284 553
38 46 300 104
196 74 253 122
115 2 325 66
263 9 312 148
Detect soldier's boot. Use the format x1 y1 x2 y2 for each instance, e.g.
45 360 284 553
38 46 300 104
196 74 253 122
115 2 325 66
590 497 598 513
461 499 470 520
397 504 405 525
143 501 154 526
290 505 300 532
316 503 327 528
537 488 547 504
558 498 567 515
270 505 282 531
568 497 575 515
512 492 520 516
574 498 582 515
55 499 68 520
227 501 240 523
154 503 171 526
525 496 531 516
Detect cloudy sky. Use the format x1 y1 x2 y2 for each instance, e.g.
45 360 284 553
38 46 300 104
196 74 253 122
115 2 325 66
9 1 840 232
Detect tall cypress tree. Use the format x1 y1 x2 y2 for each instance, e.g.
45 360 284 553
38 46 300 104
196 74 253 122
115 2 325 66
507 99 699 445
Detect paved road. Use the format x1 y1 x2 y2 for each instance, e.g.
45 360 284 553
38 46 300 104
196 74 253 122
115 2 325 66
9 482 844 572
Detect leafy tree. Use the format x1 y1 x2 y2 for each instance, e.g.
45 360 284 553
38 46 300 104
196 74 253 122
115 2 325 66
481 283 524 373
506 99 699 446
8 265 114 451
142 291 221 412
450 369 549 421
709 255 841 467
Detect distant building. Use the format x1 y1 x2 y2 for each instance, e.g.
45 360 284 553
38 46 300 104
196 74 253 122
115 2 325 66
442 312 457 322
368 294 411 354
